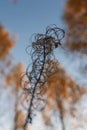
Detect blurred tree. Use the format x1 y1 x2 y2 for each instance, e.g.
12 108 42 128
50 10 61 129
62 0 87 93
63 0 87 54
6 63 26 130
0 25 15 59
0 25 26 130
62 0 87 94
0 24 15 90
42 62 85 130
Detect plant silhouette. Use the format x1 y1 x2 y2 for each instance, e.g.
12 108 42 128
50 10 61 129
22 25 65 126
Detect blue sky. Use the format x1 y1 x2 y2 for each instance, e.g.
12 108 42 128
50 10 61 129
0 0 65 66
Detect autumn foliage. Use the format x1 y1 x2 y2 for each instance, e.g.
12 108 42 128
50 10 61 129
0 25 15 59
0 25 26 130
42 62 85 130
63 0 87 53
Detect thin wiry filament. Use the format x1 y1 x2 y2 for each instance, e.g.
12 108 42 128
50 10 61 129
22 25 65 125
